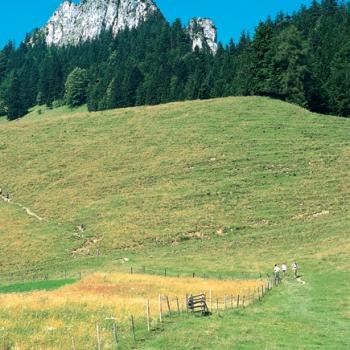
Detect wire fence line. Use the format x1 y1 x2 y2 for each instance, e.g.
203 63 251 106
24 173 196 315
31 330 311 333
0 262 270 288
0 265 282 349
67 275 281 349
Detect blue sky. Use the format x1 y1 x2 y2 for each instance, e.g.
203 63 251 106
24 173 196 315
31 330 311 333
0 0 313 48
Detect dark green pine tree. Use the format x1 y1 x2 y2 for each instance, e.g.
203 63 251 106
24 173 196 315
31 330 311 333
6 71 28 120
123 66 144 107
232 31 253 96
251 19 275 95
270 25 309 106
0 52 7 84
307 0 344 113
38 52 64 107
326 42 350 116
64 68 88 108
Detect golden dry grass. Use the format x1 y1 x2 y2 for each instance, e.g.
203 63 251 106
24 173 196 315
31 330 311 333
0 273 264 349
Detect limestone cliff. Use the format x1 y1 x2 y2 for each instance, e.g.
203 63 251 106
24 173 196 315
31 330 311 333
44 0 218 54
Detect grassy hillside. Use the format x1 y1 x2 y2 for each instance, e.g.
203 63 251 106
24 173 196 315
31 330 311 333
0 97 349 348
0 97 349 272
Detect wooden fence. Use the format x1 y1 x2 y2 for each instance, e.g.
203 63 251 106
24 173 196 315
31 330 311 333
0 267 282 349
82 276 281 349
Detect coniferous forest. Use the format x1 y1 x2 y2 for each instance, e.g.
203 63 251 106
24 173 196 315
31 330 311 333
0 0 349 120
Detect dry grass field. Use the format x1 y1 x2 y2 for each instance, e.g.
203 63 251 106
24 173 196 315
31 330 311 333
0 273 263 349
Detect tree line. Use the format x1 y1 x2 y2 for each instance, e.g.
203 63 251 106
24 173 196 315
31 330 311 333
0 0 349 120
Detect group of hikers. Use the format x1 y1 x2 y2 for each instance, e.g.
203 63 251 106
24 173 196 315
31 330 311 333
273 261 299 281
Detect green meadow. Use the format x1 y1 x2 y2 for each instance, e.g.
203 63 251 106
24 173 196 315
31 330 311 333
0 96 349 348
0 279 76 294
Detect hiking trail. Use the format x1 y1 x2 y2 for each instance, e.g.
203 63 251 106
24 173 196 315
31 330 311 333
1 191 102 256
0 193 44 221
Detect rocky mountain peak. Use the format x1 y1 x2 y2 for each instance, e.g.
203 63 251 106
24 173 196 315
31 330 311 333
45 0 159 46
188 18 218 54
44 0 218 54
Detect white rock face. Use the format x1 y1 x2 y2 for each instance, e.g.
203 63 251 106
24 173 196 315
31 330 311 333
188 18 218 54
45 0 158 46
44 0 218 55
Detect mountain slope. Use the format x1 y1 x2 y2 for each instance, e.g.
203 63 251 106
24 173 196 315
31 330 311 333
0 97 349 275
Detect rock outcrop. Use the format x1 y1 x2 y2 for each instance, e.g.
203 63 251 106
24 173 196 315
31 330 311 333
45 0 158 46
188 18 218 54
44 0 218 54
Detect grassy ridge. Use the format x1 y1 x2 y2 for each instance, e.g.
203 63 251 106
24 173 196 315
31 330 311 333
0 97 349 273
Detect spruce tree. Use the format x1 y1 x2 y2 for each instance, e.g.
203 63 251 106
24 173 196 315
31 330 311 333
0 52 7 84
6 71 27 120
64 68 88 108
270 25 308 106
251 20 274 95
327 42 350 116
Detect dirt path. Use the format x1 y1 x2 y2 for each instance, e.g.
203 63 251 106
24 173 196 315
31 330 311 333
0 194 44 221
1 192 102 255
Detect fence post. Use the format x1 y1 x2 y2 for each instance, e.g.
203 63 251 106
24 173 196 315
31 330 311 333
237 295 240 308
185 294 189 313
164 269 167 277
159 294 163 322
96 324 102 350
130 266 133 275
176 297 180 314
193 272 195 278
209 289 213 312
113 321 118 349
166 296 171 315
146 300 151 332
71 336 76 350
130 315 136 342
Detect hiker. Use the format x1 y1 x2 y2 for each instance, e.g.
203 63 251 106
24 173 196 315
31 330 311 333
291 261 298 278
274 264 280 282
281 263 287 277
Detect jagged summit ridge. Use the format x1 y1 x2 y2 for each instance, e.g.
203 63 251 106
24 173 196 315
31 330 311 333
45 0 158 46
44 0 218 54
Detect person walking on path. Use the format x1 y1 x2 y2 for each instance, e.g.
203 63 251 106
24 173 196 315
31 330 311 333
282 263 287 277
274 264 281 283
291 261 298 278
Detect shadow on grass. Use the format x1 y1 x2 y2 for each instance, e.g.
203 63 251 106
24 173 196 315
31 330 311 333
0 278 77 294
